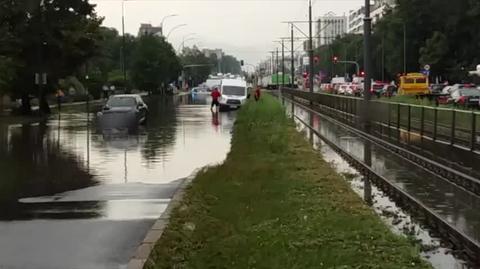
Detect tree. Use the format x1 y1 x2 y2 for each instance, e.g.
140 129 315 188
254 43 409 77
220 55 241 74
131 35 181 93
181 47 214 86
0 0 103 114
419 31 449 77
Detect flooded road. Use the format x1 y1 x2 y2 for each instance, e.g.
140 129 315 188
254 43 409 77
0 94 235 269
283 97 475 269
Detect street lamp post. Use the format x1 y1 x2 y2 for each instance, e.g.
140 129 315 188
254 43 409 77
308 0 314 93
281 39 285 88
291 24 295 88
121 0 127 93
166 24 187 40
160 14 178 36
178 34 197 52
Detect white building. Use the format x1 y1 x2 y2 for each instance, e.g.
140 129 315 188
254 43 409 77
347 0 396 34
348 7 365 34
316 12 347 47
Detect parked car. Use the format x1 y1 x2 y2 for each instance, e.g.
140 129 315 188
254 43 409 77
371 81 387 97
441 84 476 95
450 87 480 107
97 94 148 131
337 84 350 95
430 84 447 94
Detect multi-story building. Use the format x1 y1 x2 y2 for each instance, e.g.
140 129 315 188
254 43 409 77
316 12 347 47
138 23 163 37
348 7 365 34
348 0 395 34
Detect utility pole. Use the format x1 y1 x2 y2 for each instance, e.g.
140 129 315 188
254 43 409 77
271 51 275 75
291 24 295 88
382 33 385 82
403 23 407 74
121 0 127 93
363 0 372 131
276 47 279 81
308 0 314 93
281 39 285 88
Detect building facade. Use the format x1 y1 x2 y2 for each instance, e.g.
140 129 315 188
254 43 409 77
348 0 395 34
137 23 163 37
316 12 347 47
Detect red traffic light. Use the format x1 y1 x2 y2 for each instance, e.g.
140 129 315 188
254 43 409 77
333 56 338 63
360 71 365 76
303 72 308 78
314 56 320 64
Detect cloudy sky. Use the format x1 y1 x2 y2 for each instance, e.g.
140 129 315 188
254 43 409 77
92 0 363 65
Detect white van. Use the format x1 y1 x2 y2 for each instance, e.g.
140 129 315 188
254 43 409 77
219 79 248 110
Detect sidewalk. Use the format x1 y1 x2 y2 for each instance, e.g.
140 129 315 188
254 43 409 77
142 95 431 268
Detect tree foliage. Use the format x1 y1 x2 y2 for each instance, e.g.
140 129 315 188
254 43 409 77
131 35 181 93
0 0 103 113
314 0 480 83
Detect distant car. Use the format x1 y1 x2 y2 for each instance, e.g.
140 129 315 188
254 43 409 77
97 94 148 131
371 82 387 97
430 84 447 94
450 87 480 107
442 84 475 95
337 84 350 95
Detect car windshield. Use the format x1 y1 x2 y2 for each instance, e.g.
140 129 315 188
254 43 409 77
222 86 245 96
107 97 137 107
460 89 480 96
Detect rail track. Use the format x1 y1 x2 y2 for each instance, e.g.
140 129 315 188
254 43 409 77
281 93 480 266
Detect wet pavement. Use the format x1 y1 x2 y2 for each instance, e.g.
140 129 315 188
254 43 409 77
0 93 235 269
283 97 475 269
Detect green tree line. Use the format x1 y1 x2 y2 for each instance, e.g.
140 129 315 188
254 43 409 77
314 0 480 83
0 0 241 115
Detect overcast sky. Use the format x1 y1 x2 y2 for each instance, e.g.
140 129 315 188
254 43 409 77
92 0 363 66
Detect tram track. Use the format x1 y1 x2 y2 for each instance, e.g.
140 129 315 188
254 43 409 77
282 93 480 266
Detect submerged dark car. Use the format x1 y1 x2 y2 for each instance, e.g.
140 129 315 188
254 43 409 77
97 94 148 132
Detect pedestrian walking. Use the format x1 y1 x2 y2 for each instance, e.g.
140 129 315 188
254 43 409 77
55 89 65 111
254 86 261 101
211 86 221 113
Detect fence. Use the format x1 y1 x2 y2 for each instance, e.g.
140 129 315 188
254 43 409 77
282 88 480 152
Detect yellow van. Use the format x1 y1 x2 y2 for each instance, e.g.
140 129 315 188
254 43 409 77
398 73 430 95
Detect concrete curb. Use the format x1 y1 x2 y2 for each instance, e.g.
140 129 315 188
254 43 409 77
126 169 201 269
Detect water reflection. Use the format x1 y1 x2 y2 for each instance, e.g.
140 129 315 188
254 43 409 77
0 94 235 218
0 121 95 205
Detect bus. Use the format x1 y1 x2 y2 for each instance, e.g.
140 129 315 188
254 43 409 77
398 73 430 95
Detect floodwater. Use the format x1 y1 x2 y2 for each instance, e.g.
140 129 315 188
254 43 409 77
0 93 235 269
282 97 475 269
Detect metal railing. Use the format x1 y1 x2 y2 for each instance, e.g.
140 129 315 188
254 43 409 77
282 88 480 152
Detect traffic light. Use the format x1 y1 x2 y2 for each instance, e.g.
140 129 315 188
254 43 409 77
333 56 338 64
314 56 320 64
360 71 365 76
240 60 244 66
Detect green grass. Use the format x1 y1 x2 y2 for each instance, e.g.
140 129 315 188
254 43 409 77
145 95 431 269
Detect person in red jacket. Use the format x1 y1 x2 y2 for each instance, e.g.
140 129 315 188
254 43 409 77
254 86 261 101
211 87 221 112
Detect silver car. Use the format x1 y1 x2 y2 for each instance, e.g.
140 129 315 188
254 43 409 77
97 94 148 131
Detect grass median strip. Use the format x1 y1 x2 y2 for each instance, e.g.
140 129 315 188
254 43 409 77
145 94 431 269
